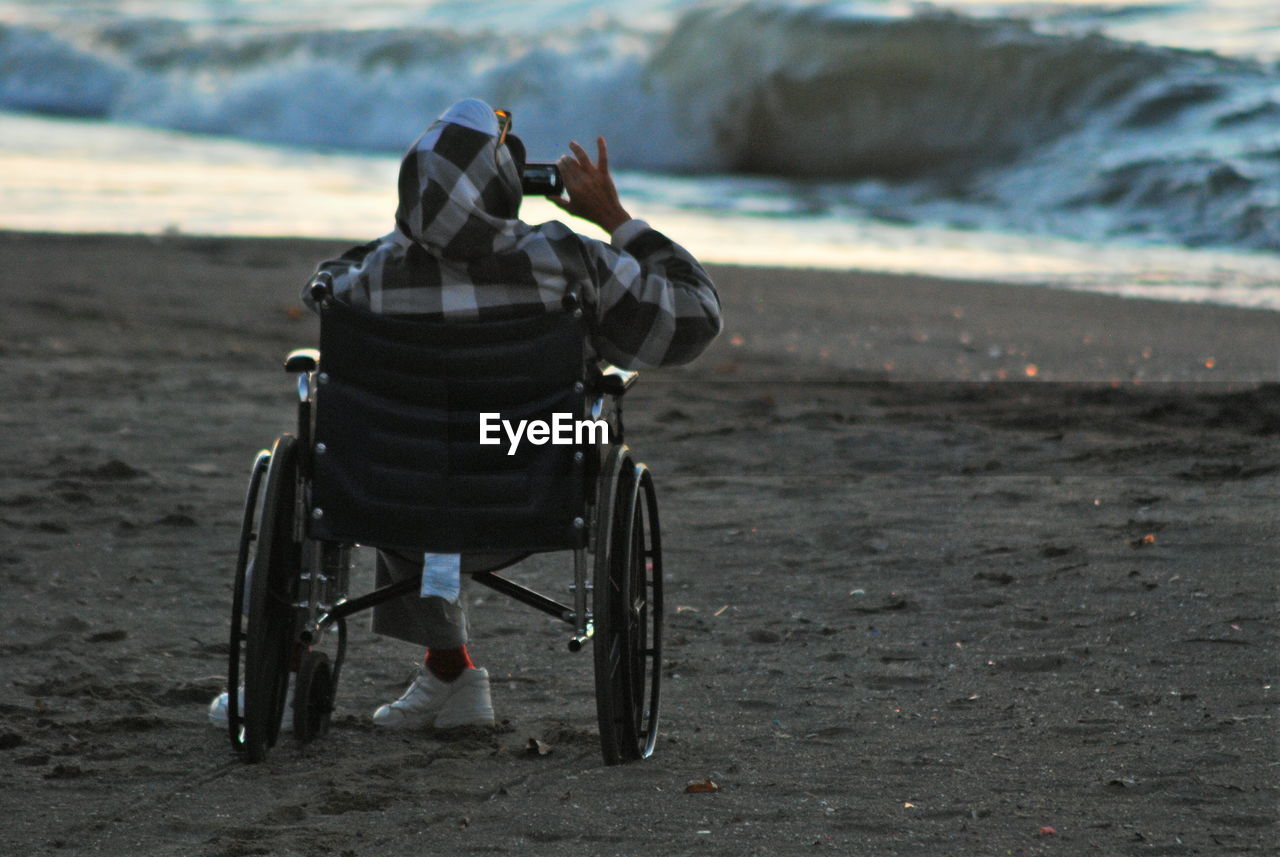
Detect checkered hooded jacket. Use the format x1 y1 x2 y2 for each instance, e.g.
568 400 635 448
307 99 722 370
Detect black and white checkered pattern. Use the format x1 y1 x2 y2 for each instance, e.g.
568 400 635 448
306 107 722 370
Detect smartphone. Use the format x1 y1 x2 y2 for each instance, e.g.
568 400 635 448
520 162 563 196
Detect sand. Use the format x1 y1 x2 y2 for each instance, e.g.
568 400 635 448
0 231 1276 856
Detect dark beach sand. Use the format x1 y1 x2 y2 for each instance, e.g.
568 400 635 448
0 231 1275 855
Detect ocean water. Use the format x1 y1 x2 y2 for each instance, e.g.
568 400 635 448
2 0 1277 306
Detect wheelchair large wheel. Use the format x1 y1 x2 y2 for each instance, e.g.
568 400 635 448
228 434 303 763
226 449 269 754
592 447 664 765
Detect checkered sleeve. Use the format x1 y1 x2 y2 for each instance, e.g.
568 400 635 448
579 222 722 370
303 238 382 309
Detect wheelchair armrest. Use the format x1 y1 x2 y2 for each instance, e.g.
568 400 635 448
308 271 335 304
285 348 320 373
594 364 638 397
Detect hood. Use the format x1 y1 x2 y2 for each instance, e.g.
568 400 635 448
394 98 526 261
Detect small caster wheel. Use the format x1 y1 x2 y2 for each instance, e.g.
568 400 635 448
293 649 334 744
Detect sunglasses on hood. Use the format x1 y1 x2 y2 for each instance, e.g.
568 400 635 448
494 109 512 148
492 109 562 196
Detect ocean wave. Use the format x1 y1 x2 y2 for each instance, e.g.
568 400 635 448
651 6 1189 177
644 4 1280 250
1 2 1277 252
0 25 128 116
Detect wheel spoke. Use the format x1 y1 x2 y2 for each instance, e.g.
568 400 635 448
606 636 623 677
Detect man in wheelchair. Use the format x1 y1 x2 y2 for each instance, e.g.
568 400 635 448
210 98 721 748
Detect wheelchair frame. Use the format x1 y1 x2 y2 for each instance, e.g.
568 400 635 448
224 279 664 766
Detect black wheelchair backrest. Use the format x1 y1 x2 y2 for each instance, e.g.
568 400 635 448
307 297 590 554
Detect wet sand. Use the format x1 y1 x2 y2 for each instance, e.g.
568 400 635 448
0 231 1275 855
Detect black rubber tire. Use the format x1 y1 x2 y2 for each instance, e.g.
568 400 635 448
226 449 270 754
630 465 664 760
240 435 303 763
593 448 664 765
292 649 334 744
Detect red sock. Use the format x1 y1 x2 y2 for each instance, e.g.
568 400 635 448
425 645 475 682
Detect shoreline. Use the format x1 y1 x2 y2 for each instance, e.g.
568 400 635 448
4 228 1276 384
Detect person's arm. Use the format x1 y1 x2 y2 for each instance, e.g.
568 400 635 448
549 138 722 369
301 238 379 310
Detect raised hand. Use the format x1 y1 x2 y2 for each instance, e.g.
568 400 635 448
548 137 632 234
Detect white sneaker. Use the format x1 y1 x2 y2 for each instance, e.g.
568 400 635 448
208 681 294 732
372 666 495 729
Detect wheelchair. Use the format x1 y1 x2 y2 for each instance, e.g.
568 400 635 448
222 274 663 766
